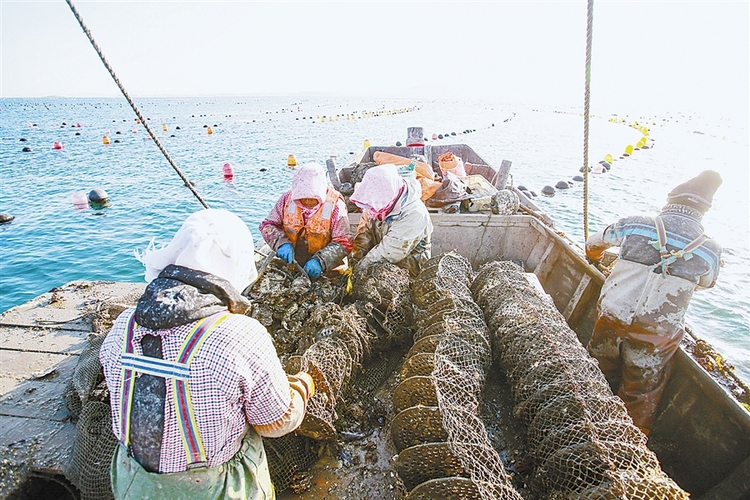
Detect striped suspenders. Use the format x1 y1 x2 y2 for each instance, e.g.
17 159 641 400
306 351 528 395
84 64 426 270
648 216 708 276
119 311 230 468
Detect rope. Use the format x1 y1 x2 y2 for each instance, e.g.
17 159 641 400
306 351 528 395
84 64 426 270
582 0 594 242
64 0 210 210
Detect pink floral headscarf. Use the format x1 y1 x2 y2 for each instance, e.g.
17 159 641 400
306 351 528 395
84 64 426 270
350 164 405 219
291 162 328 210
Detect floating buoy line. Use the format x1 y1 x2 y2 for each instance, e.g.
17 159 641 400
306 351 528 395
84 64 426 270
64 0 209 209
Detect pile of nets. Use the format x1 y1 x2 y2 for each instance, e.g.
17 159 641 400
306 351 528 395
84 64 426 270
290 261 413 441
393 253 523 500
471 260 689 499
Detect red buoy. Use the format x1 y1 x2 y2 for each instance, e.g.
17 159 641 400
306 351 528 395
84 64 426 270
223 163 234 180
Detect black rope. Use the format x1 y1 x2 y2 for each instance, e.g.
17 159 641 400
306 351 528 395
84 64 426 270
65 0 209 209
582 0 594 242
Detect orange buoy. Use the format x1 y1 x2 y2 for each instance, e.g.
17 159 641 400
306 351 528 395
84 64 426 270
287 154 297 167
363 139 371 149
207 126 213 135
102 136 110 145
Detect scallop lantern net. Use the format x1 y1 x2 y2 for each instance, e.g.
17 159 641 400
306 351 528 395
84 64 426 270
394 252 523 500
471 260 688 499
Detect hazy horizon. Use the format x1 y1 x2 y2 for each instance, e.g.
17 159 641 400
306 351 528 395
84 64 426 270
1 1 748 121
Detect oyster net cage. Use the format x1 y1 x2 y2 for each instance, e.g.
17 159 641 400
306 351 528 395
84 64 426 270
394 252 523 500
59 333 117 500
290 261 413 441
471 260 689 499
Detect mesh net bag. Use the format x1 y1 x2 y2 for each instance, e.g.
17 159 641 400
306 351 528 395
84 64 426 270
63 333 107 422
62 334 117 500
394 253 524 500
472 260 689 499
64 401 117 500
264 434 319 493
285 262 413 442
351 261 414 345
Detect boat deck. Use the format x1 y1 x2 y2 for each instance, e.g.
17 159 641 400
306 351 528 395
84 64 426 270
0 281 144 495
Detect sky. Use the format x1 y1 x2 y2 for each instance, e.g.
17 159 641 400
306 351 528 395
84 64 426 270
0 1 748 119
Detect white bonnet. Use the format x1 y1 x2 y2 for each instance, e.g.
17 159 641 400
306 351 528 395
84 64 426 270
138 209 257 292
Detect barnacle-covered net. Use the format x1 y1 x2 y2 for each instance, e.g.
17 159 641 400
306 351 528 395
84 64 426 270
395 252 523 500
351 260 414 347
63 320 123 499
472 260 689 499
290 261 413 440
263 434 319 493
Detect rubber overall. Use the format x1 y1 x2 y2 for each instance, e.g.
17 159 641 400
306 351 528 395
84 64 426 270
111 311 273 500
586 210 721 433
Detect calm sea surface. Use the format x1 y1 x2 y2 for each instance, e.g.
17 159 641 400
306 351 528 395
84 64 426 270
1 97 748 383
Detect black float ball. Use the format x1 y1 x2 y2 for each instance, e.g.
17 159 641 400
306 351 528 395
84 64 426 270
555 181 570 190
89 188 109 207
0 212 14 224
541 185 556 197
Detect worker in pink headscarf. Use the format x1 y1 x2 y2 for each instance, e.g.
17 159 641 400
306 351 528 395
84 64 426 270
349 164 433 277
260 162 352 279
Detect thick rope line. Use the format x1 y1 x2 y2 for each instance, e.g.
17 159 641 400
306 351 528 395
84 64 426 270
65 0 210 209
582 0 594 242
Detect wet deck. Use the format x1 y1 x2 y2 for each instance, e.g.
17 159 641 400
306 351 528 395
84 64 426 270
0 281 144 494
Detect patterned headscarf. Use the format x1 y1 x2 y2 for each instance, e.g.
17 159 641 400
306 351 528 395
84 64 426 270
291 162 328 210
350 164 405 218
137 209 257 293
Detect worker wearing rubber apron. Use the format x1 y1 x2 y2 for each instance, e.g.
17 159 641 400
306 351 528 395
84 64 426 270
100 209 314 499
349 163 433 277
585 171 722 434
260 162 352 279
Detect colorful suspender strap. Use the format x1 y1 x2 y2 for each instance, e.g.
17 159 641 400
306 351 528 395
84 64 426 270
118 310 139 446
118 311 230 468
648 216 708 276
172 312 230 467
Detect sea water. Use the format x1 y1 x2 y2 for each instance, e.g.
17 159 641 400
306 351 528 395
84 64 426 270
1 97 748 384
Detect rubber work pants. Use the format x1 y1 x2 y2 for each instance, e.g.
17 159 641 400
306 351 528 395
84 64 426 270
587 315 683 433
111 429 274 500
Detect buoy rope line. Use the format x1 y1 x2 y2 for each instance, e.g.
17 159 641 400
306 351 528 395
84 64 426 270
582 0 594 242
65 0 209 209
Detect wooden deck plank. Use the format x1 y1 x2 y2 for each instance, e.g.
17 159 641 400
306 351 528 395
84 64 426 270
0 380 71 422
0 414 76 474
0 351 78 382
0 281 144 330
0 325 90 355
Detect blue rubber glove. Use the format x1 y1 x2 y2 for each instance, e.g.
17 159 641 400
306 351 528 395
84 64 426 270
304 258 323 279
277 243 294 264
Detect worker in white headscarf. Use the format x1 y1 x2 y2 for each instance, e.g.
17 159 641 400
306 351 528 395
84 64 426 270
260 163 351 279
100 208 314 499
349 164 433 277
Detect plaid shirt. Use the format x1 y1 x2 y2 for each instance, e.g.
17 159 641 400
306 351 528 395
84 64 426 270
259 190 353 252
100 307 290 473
